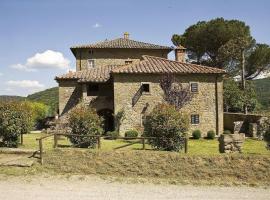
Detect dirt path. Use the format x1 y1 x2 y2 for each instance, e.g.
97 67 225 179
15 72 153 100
0 176 269 200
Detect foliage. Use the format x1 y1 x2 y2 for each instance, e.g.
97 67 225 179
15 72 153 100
125 130 139 138
223 130 232 134
26 87 59 116
207 130 216 139
223 79 258 112
253 77 270 110
172 18 252 67
144 103 189 151
160 74 193 110
105 131 119 140
0 101 33 147
114 109 125 133
67 106 103 148
192 130 202 139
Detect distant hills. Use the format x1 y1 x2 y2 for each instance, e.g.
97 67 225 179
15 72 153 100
0 87 58 116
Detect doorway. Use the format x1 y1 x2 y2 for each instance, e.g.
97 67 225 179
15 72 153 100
97 109 114 133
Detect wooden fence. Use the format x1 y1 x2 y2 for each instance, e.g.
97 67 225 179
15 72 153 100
36 134 188 165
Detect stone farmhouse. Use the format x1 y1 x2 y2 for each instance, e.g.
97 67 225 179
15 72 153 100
55 33 225 136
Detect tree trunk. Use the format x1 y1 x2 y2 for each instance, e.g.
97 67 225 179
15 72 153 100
241 49 248 114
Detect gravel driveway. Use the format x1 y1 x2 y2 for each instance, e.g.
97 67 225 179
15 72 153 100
0 176 269 200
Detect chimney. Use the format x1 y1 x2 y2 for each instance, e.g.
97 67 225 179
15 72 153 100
175 45 186 63
124 32 130 39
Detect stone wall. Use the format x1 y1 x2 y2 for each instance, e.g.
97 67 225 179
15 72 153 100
219 133 245 153
224 112 264 135
113 74 223 136
75 49 169 71
58 80 82 116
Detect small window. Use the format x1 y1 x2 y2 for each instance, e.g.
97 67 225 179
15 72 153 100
87 59 95 68
125 60 133 65
191 114 200 125
87 84 99 96
191 83 198 92
89 50 94 54
142 83 150 93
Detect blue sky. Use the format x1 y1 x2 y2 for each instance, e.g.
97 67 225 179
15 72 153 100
0 0 270 96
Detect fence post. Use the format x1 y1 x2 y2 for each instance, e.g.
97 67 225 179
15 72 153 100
39 139 43 165
142 138 145 150
185 136 188 154
21 133 23 145
97 136 101 149
53 133 58 148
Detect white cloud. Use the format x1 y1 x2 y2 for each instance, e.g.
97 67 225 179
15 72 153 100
0 72 3 76
6 80 45 90
92 23 102 28
11 50 70 72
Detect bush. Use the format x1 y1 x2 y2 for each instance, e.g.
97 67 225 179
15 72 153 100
223 130 232 134
0 101 33 147
125 130 139 138
68 106 103 148
192 130 201 139
144 103 189 151
106 131 119 140
207 130 215 139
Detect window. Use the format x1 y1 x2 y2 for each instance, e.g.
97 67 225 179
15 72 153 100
125 60 133 65
89 50 94 54
87 59 95 68
142 83 150 93
191 114 200 125
190 83 198 92
87 84 99 96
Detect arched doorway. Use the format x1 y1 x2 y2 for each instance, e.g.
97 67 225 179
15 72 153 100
97 109 114 133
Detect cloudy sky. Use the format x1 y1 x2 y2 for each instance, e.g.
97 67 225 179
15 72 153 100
0 0 270 96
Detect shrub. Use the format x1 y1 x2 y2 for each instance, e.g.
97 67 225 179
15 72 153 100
106 131 119 140
192 130 201 139
207 130 215 139
144 103 189 151
0 101 33 147
223 130 232 134
125 130 139 138
68 106 103 148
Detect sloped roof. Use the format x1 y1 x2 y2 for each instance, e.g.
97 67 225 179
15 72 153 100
70 38 173 50
55 65 121 83
112 56 226 74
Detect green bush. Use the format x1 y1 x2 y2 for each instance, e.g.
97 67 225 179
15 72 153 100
223 130 232 134
106 131 119 140
0 101 33 147
68 106 103 148
207 130 215 139
125 130 139 138
192 130 201 139
144 103 189 151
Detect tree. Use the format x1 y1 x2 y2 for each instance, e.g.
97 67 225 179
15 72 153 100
160 74 193 110
172 18 253 67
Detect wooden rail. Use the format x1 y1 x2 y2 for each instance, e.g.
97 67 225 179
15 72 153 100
36 134 188 165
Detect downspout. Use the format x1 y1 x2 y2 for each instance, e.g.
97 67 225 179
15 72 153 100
215 75 219 135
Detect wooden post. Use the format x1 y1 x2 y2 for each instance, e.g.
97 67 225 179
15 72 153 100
97 136 101 149
20 133 23 145
142 138 145 150
185 137 188 154
39 139 43 165
53 133 58 148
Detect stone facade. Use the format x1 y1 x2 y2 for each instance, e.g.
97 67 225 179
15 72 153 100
75 49 168 71
113 74 223 136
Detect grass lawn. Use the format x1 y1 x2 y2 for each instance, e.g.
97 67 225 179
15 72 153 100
21 132 270 155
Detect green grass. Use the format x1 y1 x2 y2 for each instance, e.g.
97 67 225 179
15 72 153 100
21 133 270 155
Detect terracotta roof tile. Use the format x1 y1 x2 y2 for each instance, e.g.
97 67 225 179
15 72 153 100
112 56 226 74
55 65 121 83
70 38 173 50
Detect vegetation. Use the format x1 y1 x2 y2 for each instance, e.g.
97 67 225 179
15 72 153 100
106 131 119 140
125 130 139 138
224 79 258 112
144 104 189 151
0 101 33 147
192 130 201 139
253 77 270 110
207 130 215 139
67 106 103 148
